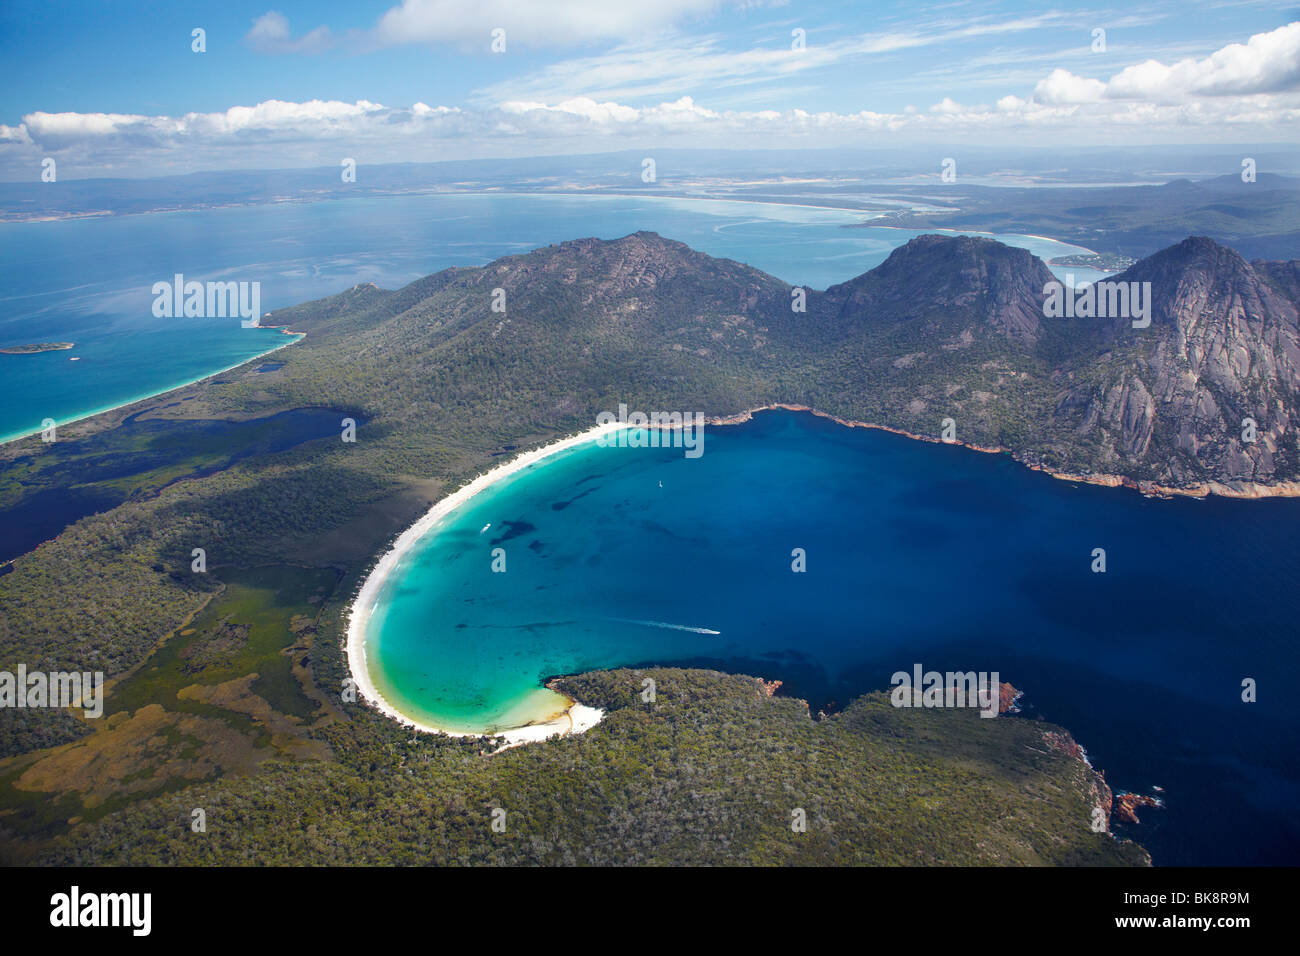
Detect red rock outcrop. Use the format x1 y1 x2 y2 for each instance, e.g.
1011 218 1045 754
1115 792 1163 825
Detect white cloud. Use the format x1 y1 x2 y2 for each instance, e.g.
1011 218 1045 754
1035 21 1300 106
1109 21 1300 99
474 13 1081 104
8 84 1296 172
0 124 32 145
23 111 161 143
245 11 336 55
500 97 641 124
929 97 965 114
1034 68 1107 104
371 0 723 49
23 100 391 148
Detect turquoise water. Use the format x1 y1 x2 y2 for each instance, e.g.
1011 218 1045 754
367 409 1300 865
0 192 1094 443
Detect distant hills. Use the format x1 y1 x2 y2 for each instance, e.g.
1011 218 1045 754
867 173 1300 261
3 152 1296 260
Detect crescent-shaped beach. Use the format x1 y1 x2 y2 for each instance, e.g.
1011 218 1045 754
345 421 622 748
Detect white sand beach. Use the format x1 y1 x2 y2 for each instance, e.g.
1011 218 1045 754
345 420 624 748
0 330 303 447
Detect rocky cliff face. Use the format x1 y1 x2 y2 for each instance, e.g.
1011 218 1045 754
1044 237 1300 485
815 233 1300 488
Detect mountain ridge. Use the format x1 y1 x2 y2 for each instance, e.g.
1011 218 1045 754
145 229 1300 495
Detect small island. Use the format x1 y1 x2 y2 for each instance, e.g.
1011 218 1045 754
0 342 75 355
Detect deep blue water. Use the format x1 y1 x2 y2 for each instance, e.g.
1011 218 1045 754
368 409 1300 866
0 192 1095 443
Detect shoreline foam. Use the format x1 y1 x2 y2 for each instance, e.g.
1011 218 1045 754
345 421 622 748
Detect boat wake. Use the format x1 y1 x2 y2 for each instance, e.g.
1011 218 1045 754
610 617 721 636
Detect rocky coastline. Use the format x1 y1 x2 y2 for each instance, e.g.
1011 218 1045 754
707 403 1300 501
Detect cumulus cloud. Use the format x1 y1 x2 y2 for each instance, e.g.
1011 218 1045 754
23 111 162 145
928 97 964 114
1034 21 1300 106
1033 68 1107 104
23 100 391 149
4 82 1297 177
245 11 335 54
0 124 32 145
1109 21 1300 99
500 97 641 124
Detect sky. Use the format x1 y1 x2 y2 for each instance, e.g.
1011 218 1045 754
0 0 1297 179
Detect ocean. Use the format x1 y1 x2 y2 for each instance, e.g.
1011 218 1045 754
0 192 1099 443
364 409 1300 866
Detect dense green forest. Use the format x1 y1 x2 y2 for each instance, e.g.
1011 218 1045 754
26 670 1144 866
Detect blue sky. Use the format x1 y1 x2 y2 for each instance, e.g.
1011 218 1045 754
1 0 1297 178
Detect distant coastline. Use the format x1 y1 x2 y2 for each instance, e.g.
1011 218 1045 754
0 187 883 225
0 329 303 447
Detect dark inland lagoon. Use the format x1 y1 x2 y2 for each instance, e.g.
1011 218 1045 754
0 407 355 565
365 409 1300 866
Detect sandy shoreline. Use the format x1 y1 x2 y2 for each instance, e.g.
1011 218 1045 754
345 420 623 749
0 328 303 448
